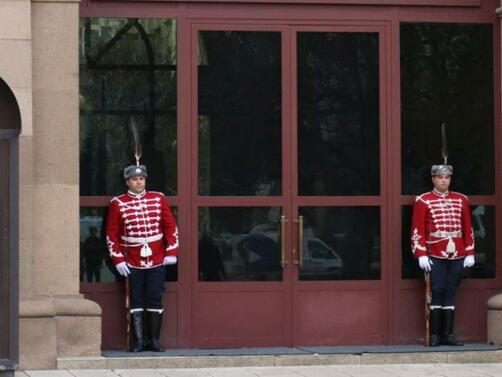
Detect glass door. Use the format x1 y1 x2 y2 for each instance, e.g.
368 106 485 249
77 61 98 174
193 24 294 347
193 23 389 347
290 26 389 345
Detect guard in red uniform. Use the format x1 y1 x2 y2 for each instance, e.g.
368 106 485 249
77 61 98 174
411 164 475 346
106 164 179 352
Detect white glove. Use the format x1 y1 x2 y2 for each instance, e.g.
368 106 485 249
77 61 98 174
463 255 475 268
163 256 177 265
418 256 433 272
116 262 131 277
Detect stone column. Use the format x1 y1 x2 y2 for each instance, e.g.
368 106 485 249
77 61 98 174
0 0 36 371
487 1 502 345
17 0 101 369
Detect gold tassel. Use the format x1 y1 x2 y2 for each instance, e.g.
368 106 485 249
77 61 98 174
446 237 456 254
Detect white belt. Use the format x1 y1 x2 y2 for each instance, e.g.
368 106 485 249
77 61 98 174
121 233 163 246
429 231 462 238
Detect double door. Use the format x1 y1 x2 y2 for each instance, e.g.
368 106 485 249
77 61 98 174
192 23 390 347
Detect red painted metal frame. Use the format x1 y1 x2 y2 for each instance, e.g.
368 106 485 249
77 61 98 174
388 4 501 343
92 0 482 7
80 0 501 348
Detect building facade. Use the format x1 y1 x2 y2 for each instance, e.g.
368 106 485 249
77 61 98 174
0 0 501 371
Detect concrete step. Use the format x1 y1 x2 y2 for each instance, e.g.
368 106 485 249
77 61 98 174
57 345 502 369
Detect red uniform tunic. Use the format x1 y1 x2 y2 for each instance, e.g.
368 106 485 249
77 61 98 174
106 190 179 269
411 190 475 260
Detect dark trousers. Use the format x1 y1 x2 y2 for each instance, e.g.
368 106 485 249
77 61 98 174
129 266 166 310
430 257 464 308
85 259 101 282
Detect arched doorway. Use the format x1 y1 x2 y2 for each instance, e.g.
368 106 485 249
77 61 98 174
0 77 21 376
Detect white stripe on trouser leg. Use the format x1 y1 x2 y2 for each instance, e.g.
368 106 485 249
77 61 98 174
147 308 164 313
430 306 442 310
442 306 455 310
130 308 144 313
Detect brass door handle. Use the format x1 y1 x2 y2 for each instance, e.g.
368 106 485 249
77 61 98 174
293 216 303 267
280 215 289 268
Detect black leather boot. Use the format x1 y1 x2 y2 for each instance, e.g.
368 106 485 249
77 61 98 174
148 311 164 352
429 308 441 347
130 311 145 352
441 309 464 346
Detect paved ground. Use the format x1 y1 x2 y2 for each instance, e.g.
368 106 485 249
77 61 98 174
14 364 502 377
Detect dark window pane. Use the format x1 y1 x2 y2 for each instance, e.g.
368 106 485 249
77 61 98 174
401 23 494 195
80 19 177 196
198 207 282 281
401 206 420 279
468 205 496 279
299 207 380 280
80 207 120 283
80 206 178 283
298 32 380 196
198 31 282 196
164 207 178 282
402 205 495 279
0 79 20 131
0 140 9 358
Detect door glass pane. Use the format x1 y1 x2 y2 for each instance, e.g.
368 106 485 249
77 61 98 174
401 23 494 195
80 18 177 196
402 205 495 279
80 206 178 283
198 31 282 196
0 140 9 358
198 207 282 281
298 32 380 196
299 207 380 280
80 207 113 283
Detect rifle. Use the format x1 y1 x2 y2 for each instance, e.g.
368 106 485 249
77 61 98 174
125 277 131 351
424 271 431 347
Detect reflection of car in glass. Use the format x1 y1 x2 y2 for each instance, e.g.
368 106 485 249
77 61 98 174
224 223 344 279
237 232 281 270
302 237 343 278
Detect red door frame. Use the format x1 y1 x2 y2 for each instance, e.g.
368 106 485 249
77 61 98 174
287 23 391 345
190 22 295 348
79 0 501 349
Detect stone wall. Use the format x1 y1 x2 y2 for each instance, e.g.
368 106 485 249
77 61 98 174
0 0 102 370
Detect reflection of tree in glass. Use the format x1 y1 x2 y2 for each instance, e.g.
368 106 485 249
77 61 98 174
401 23 494 195
298 32 380 196
198 31 282 196
80 18 177 196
